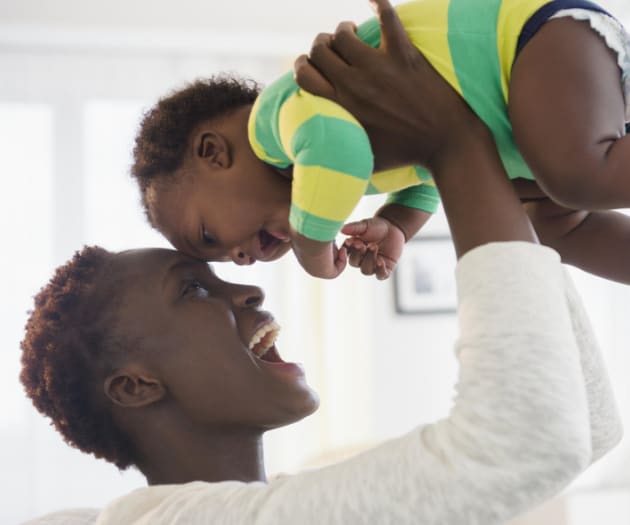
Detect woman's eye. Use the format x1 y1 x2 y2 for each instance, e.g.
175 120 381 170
183 280 209 298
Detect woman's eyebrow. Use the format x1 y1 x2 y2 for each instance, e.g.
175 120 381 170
161 259 215 290
161 259 198 290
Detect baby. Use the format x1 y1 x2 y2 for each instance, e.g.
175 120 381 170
132 0 630 281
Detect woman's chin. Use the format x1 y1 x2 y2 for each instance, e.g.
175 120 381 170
271 388 320 430
287 383 320 422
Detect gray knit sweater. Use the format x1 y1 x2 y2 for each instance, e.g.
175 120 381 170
95 242 623 525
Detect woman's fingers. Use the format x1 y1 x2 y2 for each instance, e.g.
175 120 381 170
334 20 357 38
370 0 411 57
293 54 335 99
330 21 370 66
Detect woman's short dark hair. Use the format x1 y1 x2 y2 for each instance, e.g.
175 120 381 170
20 246 137 469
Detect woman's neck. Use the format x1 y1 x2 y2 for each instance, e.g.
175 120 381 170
137 425 267 485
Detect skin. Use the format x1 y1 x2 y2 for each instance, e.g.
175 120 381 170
510 17 629 208
150 106 294 266
509 17 630 284
101 248 319 484
297 7 630 284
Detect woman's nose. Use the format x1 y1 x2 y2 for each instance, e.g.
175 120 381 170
230 247 255 266
230 283 265 308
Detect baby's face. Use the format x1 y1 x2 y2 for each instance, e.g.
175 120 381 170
150 161 293 265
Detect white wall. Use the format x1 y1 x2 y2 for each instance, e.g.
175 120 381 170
0 0 370 34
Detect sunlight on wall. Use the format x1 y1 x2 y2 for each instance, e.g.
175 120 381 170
83 100 170 251
0 104 55 522
0 104 53 430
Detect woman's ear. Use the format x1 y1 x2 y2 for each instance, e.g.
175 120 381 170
104 370 165 408
197 131 233 169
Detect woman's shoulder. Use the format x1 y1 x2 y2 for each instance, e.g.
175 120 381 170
22 508 99 525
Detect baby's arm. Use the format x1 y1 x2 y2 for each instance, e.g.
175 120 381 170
525 198 630 284
291 232 347 280
509 16 630 210
509 16 630 283
278 90 374 278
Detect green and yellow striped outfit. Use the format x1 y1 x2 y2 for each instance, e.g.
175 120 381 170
247 0 600 242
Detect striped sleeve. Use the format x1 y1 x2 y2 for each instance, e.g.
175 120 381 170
278 90 374 241
385 183 440 214
367 165 440 214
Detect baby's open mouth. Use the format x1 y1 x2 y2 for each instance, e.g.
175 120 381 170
248 320 284 363
258 230 287 259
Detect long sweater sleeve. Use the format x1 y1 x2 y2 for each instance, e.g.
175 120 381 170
96 242 620 525
562 270 623 463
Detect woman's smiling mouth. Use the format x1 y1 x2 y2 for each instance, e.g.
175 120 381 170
248 320 283 362
246 318 306 376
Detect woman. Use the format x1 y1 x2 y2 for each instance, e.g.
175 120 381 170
21 1 621 523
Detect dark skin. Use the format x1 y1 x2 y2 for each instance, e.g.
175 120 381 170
510 17 630 284
103 248 319 484
296 6 630 283
101 0 535 486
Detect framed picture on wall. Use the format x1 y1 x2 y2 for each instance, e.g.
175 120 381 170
393 235 457 314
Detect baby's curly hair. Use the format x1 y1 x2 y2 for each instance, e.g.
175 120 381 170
131 74 261 225
20 246 137 470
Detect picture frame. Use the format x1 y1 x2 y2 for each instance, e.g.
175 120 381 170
393 235 457 314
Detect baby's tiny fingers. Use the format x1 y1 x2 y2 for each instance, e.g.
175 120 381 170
334 246 348 275
337 244 348 263
360 244 378 275
341 220 370 237
347 246 366 268
375 257 392 280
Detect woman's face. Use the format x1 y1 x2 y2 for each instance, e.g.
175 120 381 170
109 248 319 431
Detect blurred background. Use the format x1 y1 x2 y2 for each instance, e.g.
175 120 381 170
1 0 630 523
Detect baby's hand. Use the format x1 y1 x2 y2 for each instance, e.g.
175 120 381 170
342 216 405 280
291 230 348 279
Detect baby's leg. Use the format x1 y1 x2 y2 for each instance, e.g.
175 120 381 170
509 16 630 209
524 198 630 284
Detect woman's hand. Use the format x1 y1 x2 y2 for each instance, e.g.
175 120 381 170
295 0 538 257
294 0 482 172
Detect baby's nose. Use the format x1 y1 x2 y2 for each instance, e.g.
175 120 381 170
231 248 255 266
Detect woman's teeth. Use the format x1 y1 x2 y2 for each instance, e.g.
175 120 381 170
248 321 281 358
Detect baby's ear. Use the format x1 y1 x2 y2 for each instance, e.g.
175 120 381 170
197 131 232 169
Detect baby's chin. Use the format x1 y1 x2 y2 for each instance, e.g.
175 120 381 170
258 228 292 261
266 241 293 262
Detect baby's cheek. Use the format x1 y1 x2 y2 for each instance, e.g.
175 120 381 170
275 243 293 261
